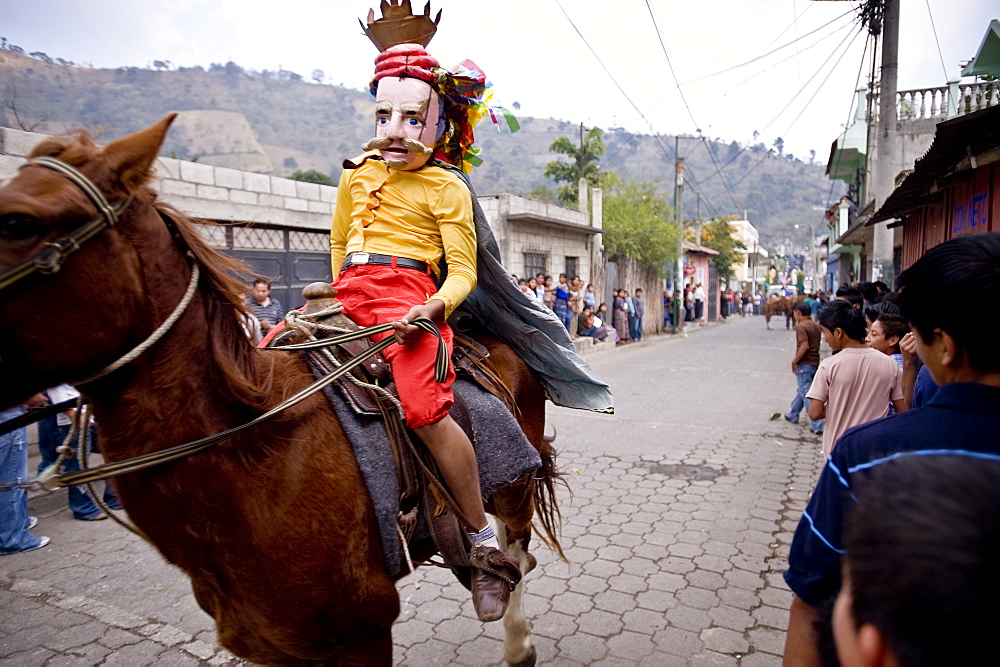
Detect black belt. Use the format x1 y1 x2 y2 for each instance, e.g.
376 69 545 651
341 252 430 274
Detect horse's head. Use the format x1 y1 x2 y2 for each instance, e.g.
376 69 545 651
0 114 179 407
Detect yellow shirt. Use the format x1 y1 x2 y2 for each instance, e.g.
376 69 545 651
331 155 477 317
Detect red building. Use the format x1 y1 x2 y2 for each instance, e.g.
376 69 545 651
869 105 999 269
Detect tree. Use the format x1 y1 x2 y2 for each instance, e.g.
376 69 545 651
529 184 557 203
311 69 325 84
697 217 747 283
283 156 298 169
773 137 785 156
602 181 679 270
543 126 610 207
289 169 335 186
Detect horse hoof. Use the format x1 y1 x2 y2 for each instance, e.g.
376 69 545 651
523 551 537 575
507 645 536 667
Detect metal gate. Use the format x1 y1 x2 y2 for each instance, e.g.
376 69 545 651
708 262 719 322
199 224 332 312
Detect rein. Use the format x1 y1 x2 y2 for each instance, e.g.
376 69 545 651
39 318 445 489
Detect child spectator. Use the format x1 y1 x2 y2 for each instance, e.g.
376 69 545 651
806 300 904 456
542 275 555 310
835 455 1000 667
866 315 908 370
553 274 572 330
785 303 824 434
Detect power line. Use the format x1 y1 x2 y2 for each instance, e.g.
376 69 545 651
736 22 864 190
552 0 727 216
721 18 852 97
682 8 857 86
720 20 862 176
644 0 743 213
731 24 866 189
924 0 951 83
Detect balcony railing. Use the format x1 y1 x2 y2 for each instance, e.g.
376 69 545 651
892 81 999 120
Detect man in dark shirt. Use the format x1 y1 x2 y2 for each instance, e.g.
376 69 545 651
784 302 823 434
632 288 645 340
783 233 1000 665
246 279 285 334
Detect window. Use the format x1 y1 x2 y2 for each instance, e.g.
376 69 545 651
565 256 579 279
523 252 547 279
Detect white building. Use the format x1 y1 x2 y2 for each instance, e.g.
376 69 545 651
728 219 768 289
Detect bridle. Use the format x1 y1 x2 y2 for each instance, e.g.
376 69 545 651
0 155 448 493
0 156 133 292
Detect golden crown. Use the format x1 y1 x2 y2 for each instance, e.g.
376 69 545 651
361 0 441 51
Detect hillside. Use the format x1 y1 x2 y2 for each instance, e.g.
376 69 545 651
0 50 842 245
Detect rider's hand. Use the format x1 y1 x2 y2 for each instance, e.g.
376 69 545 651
392 299 446 344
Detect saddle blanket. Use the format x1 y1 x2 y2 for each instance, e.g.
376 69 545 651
320 375 541 576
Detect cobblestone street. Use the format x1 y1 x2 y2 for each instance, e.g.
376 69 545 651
0 315 826 665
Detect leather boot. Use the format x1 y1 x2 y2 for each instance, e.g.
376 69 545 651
468 544 522 622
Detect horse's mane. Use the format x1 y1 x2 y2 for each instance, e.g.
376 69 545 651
152 200 275 410
29 133 276 410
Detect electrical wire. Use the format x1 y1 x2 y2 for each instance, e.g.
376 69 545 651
682 7 857 86
721 19 849 97
731 24 866 189
644 0 743 212
826 33 876 232
553 0 726 216
924 0 951 83
719 18 861 176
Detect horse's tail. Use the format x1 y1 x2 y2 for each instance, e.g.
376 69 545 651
532 426 568 561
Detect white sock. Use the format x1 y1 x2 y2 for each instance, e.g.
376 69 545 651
468 523 500 550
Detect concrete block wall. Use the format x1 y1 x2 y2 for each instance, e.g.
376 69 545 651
0 127 335 232
480 194 595 281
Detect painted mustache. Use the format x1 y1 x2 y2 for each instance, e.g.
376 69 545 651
361 136 434 157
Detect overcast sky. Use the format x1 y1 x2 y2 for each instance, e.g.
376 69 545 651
3 0 997 159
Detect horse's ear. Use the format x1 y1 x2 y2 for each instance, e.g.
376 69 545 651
101 113 178 193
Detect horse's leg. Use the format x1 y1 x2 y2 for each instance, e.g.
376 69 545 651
497 516 536 667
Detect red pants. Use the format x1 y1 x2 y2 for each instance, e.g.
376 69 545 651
333 264 455 429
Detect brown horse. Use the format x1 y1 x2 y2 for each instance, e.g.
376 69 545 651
762 295 794 330
0 115 560 665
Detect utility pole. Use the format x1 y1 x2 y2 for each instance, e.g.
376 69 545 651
872 0 899 287
577 122 589 221
673 134 685 335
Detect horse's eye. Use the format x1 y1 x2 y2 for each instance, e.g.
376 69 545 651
0 214 41 241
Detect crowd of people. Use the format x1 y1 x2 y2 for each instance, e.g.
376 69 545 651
782 233 1000 665
515 273 646 345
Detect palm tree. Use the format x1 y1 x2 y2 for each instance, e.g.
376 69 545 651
543 125 610 207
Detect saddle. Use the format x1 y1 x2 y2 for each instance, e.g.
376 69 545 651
268 283 529 591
